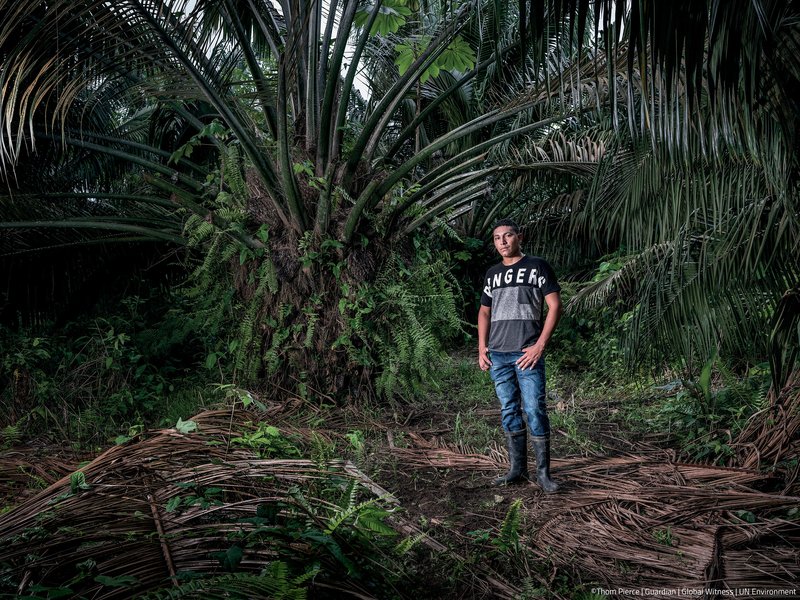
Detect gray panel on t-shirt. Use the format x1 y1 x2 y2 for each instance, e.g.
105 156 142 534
489 286 538 322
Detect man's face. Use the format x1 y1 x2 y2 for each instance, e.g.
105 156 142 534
493 226 522 258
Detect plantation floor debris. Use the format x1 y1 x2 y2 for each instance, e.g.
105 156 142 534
2 387 799 598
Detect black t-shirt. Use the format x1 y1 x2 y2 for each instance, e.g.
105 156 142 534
480 255 560 352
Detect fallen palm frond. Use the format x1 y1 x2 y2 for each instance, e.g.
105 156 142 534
4 392 798 597
529 454 799 595
735 369 800 471
391 435 799 595
0 407 521 599
390 446 499 470
0 448 89 502
1 430 366 597
533 501 800 594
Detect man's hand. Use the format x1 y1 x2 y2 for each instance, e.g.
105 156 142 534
477 305 492 371
516 342 544 370
478 346 492 371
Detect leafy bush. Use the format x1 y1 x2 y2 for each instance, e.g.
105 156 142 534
369 251 466 398
0 291 213 444
547 279 631 391
643 362 769 464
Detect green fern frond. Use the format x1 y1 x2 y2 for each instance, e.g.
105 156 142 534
1 424 22 448
354 505 396 537
326 484 371 534
185 217 215 248
370 251 466 397
220 238 239 262
265 258 279 294
494 497 522 553
142 569 307 600
233 259 278 379
395 532 426 555
326 495 395 537
303 311 318 349
223 145 247 201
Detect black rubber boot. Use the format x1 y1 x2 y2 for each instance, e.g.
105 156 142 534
493 429 529 485
531 435 559 493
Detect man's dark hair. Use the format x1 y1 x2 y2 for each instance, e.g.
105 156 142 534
492 218 521 234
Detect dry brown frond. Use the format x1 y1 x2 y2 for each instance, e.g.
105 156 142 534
0 407 521 599
388 435 799 596
735 369 800 472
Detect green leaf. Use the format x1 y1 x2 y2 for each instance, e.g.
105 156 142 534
256 224 270 243
218 545 243 572
292 161 314 176
699 352 716 402
165 496 182 512
24 587 74 599
302 531 358 575
395 35 475 83
355 0 412 36
734 510 756 523
168 144 192 164
436 36 476 73
175 418 198 434
394 41 426 76
94 575 139 587
256 502 280 523
69 471 90 494
320 239 344 250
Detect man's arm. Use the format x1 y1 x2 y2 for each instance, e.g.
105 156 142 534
516 291 562 370
477 305 492 370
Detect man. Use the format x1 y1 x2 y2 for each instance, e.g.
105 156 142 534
477 219 561 492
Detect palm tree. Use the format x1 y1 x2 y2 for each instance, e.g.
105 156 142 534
0 0 600 397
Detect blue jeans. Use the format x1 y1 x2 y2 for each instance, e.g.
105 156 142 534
489 351 550 436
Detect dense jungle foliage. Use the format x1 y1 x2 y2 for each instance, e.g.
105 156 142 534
0 0 799 597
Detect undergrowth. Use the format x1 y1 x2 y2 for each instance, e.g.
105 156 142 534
0 290 215 447
622 361 770 464
0 420 480 600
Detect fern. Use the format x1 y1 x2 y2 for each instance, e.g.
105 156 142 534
233 312 256 374
265 257 279 294
141 569 306 600
180 174 284 384
494 498 522 553
189 234 222 287
289 563 321 586
228 147 247 201
370 251 465 398
303 312 318 348
395 532 426 555
0 424 21 448
325 479 368 533
220 238 239 262
353 504 397 537
184 214 214 247
234 259 277 380
264 303 292 375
